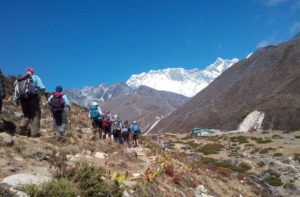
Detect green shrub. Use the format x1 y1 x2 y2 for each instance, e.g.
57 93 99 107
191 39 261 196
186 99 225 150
197 143 224 155
234 162 251 173
230 136 248 144
184 140 201 149
272 135 283 139
216 160 232 169
201 157 216 164
273 153 283 157
294 135 300 139
259 147 275 154
264 176 283 186
22 179 79 197
251 137 272 144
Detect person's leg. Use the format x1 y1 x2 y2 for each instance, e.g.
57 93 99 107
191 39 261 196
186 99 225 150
118 130 123 144
60 110 67 134
30 96 41 137
19 99 31 135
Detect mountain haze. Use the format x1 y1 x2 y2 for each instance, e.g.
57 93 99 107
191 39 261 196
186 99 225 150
153 36 300 133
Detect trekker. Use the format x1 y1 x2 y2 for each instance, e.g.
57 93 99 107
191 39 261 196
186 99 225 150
130 120 141 147
13 68 46 137
122 120 131 147
0 69 6 130
88 101 103 139
112 114 122 144
48 86 71 135
102 109 112 141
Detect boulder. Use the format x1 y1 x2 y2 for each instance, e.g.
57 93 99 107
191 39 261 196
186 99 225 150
0 132 14 146
94 152 107 160
1 173 51 188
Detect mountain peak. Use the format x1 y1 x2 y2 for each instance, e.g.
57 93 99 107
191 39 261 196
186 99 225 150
126 58 239 97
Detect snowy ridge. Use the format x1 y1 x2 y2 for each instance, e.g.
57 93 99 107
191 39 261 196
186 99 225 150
126 57 239 97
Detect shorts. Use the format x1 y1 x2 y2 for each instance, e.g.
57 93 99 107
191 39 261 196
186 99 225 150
132 134 139 140
92 119 102 129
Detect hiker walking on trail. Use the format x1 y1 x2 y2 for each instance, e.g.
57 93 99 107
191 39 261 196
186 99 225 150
0 69 6 130
88 101 103 139
13 68 46 137
112 114 122 144
130 120 141 147
48 86 71 135
122 120 131 147
102 109 112 141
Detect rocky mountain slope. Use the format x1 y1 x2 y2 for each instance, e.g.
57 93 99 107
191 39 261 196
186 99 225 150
65 83 188 132
153 36 300 133
1 95 299 196
126 58 239 97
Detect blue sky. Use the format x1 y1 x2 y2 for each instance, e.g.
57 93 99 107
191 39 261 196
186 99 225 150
1 0 299 91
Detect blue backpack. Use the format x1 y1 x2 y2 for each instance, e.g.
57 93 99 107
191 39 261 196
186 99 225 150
131 124 140 135
89 105 100 120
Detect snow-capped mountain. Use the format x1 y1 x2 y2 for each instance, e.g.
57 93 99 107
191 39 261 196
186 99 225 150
126 57 239 97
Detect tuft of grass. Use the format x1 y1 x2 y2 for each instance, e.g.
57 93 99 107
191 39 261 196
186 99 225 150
293 153 300 162
272 135 283 139
216 160 232 169
183 140 201 149
22 179 79 197
24 162 124 197
259 147 275 154
197 143 224 155
294 135 300 139
230 136 248 144
264 176 283 187
273 152 283 157
251 137 273 144
201 157 216 164
233 162 251 173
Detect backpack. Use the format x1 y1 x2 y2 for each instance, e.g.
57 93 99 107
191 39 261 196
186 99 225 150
112 119 121 130
49 92 65 112
15 74 37 99
89 105 100 120
131 124 140 135
122 124 129 133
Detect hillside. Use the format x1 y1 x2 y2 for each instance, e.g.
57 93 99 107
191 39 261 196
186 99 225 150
153 36 300 133
1 96 300 196
65 84 188 132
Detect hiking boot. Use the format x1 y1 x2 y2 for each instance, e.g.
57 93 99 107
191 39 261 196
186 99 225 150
17 126 28 136
30 133 41 138
0 120 5 130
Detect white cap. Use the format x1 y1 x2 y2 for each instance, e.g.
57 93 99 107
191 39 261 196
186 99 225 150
114 114 118 118
92 101 98 106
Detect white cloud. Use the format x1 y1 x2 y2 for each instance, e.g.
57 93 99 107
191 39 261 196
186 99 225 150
257 40 272 48
261 0 287 6
290 22 300 35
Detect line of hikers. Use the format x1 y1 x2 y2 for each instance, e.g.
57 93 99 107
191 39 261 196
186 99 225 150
88 102 141 147
0 68 141 147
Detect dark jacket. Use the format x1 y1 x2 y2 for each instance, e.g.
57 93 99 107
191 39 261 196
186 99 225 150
0 69 6 99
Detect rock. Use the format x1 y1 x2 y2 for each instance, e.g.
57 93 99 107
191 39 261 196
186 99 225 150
14 112 22 117
1 174 51 188
124 180 137 187
126 150 138 159
0 133 14 146
194 185 214 197
187 154 201 163
257 161 265 167
10 188 29 197
123 190 131 197
14 156 24 162
132 172 142 178
94 152 106 160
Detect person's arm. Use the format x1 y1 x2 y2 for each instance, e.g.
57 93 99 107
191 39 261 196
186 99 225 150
32 75 45 91
97 106 102 114
63 95 70 107
47 95 53 104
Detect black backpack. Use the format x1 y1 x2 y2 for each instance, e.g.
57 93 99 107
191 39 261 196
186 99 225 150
15 74 37 99
49 92 65 112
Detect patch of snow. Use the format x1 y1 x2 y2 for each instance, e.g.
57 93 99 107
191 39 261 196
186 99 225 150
238 110 265 132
